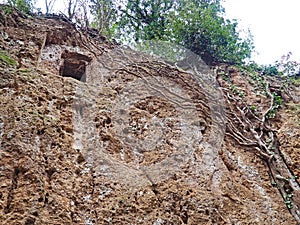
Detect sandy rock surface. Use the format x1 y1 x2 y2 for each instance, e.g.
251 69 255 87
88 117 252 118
0 6 299 224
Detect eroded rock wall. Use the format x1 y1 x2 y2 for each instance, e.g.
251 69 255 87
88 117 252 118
0 6 299 224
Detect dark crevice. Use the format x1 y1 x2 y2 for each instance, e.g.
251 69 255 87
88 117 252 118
46 167 56 181
25 217 36 225
44 192 49 205
5 167 20 214
59 50 92 82
181 211 189 224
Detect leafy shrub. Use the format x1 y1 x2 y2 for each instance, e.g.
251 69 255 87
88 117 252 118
116 0 254 66
168 2 254 65
276 52 300 78
7 0 34 14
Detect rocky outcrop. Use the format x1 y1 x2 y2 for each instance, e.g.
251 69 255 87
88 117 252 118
0 5 299 224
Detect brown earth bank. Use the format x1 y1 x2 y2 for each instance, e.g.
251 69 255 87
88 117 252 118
0 5 299 225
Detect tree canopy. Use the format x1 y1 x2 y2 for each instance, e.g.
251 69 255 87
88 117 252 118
116 0 254 65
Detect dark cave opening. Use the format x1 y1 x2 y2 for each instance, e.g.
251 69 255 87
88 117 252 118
59 51 92 82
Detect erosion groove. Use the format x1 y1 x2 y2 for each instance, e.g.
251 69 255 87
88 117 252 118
5 168 19 214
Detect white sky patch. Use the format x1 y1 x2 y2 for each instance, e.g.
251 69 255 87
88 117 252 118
223 0 300 65
35 0 67 14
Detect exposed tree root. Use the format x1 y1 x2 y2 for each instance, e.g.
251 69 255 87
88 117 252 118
220 74 300 223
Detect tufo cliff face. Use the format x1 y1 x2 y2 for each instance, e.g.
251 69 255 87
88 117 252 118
0 6 300 225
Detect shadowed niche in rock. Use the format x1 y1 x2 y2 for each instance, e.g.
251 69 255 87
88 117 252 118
59 51 92 82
